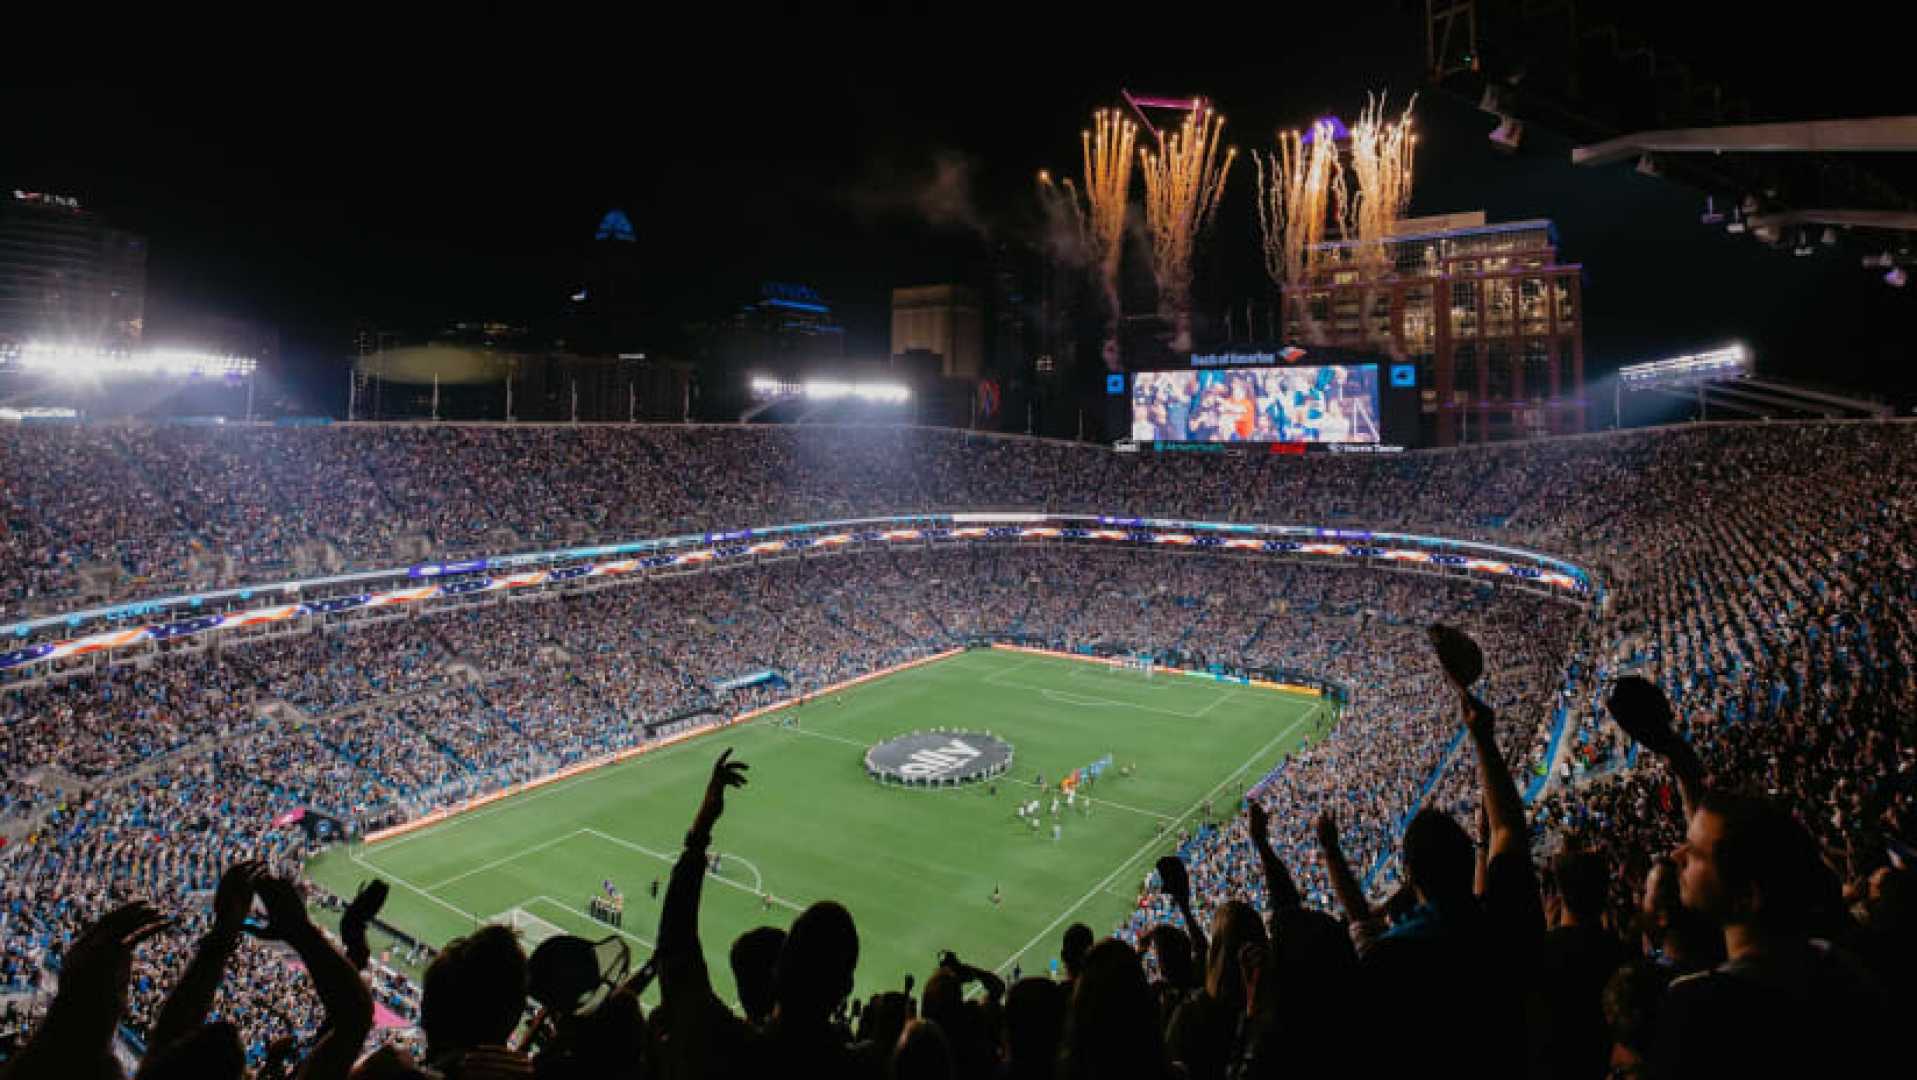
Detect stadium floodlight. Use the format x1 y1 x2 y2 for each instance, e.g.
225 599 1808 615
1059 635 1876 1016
748 376 910 404
802 380 910 403
2 342 257 379
1617 345 1750 387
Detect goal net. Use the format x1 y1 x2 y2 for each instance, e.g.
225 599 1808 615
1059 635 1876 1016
1115 655 1155 677
495 905 568 946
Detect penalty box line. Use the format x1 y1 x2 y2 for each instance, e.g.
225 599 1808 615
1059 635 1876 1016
579 828 806 914
527 894 655 951
989 712 1309 978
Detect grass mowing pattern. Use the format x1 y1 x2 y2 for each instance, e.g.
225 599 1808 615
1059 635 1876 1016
306 648 1322 1002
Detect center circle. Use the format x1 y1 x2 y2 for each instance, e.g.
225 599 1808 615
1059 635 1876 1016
865 730 1014 788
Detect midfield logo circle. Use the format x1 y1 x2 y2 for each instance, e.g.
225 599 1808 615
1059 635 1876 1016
865 730 1014 788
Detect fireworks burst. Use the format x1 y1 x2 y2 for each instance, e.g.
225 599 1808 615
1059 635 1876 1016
1253 117 1348 290
1081 109 1139 319
1139 102 1236 324
1346 93 1418 275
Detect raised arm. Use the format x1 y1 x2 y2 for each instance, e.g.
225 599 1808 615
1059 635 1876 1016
148 861 260 1054
660 750 750 996
1458 692 1527 862
955 958 1006 1004
339 879 390 972
3 903 171 1080
1156 855 1209 969
249 875 373 1080
655 750 751 1078
1246 800 1302 912
1313 811 1372 924
1606 676 1706 824
1430 626 1526 861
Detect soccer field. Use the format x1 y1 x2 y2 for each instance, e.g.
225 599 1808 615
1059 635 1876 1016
306 647 1324 1002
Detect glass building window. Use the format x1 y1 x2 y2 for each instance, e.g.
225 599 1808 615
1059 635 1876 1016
1450 281 1478 337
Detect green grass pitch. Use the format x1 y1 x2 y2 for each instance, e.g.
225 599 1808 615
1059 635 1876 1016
306 648 1323 1003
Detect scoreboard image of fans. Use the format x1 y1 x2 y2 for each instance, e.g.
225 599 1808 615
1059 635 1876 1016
1122 347 1424 452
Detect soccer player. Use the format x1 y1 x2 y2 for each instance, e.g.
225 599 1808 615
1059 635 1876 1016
991 884 1002 909
1052 823 1061 842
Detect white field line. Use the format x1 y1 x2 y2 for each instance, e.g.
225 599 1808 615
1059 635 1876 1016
530 894 656 950
989 713 1309 976
578 827 805 914
986 677 1208 720
782 726 869 750
978 655 1041 687
370 650 997 855
369 713 794 855
349 846 485 927
1065 666 1179 694
423 828 590 891
1191 687 1242 718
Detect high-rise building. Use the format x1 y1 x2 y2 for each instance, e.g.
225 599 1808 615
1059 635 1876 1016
556 207 650 355
1281 212 1585 444
890 284 983 379
0 190 146 349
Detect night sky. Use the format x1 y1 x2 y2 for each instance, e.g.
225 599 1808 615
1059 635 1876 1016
7 4 1913 412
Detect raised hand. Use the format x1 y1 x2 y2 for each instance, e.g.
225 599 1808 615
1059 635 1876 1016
211 860 264 937
61 902 171 1008
1246 798 1270 843
1428 624 1484 689
246 875 313 943
1430 624 1495 736
693 748 751 836
1155 854 1192 908
1605 675 1684 758
342 878 390 970
1313 810 1339 852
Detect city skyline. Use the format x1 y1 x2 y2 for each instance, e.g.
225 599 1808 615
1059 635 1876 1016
6 8 1913 414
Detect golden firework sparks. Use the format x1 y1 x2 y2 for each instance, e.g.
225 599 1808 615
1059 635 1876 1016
1138 101 1236 323
1346 93 1418 275
1253 117 1348 290
1081 109 1138 319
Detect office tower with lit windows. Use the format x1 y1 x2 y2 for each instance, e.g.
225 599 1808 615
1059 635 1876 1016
1281 211 1584 444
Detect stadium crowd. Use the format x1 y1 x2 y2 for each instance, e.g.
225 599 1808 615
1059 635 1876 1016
4 420 1905 617
0 418 1912 1078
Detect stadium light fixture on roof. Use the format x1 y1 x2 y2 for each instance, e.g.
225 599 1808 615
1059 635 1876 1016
803 379 909 403
1617 345 1750 387
749 375 909 403
2 342 257 379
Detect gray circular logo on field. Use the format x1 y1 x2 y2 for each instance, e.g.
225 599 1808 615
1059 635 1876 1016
865 730 1014 787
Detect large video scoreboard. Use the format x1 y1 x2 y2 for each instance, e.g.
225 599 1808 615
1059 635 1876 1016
1121 346 1423 453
